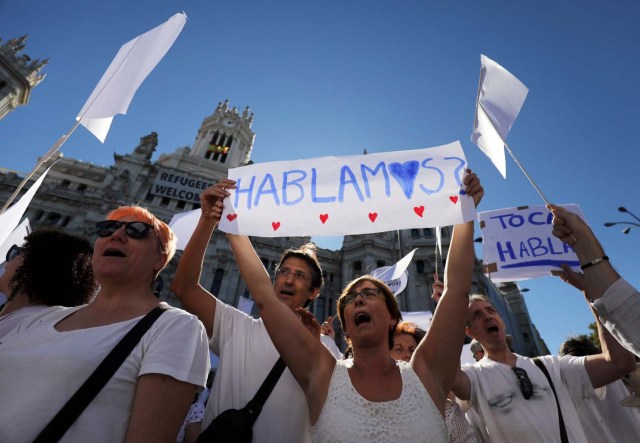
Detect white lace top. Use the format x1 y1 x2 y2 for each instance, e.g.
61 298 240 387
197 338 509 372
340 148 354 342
310 359 448 443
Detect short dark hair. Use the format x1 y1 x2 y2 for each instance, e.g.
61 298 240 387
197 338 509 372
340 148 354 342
337 276 402 349
10 229 97 306
559 335 600 357
276 243 324 291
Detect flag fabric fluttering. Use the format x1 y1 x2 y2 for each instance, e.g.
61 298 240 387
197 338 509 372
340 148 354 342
471 54 528 178
77 12 187 142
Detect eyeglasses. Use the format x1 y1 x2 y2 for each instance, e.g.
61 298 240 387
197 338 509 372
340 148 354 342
6 244 24 262
95 220 154 240
340 287 384 306
511 367 533 400
275 267 309 282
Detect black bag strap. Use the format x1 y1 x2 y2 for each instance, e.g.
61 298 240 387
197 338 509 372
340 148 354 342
33 305 169 443
533 357 569 443
253 357 287 405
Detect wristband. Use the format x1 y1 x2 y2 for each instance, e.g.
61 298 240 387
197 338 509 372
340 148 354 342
580 255 609 271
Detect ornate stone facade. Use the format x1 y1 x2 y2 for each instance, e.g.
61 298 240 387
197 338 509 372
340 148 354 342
0 36 47 120
0 100 545 355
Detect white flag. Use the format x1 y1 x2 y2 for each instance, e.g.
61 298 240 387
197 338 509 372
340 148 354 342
168 208 200 251
0 166 52 248
471 54 528 178
77 12 187 142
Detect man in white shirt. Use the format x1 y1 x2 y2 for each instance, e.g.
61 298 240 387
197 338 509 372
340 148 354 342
172 179 334 442
451 293 636 442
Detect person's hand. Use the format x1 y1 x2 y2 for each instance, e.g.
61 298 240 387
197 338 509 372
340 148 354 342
200 179 236 223
320 316 335 339
556 263 585 292
548 204 590 246
296 307 321 339
463 169 484 208
431 277 444 304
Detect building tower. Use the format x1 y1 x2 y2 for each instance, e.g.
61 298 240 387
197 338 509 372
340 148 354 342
191 99 255 168
0 36 47 120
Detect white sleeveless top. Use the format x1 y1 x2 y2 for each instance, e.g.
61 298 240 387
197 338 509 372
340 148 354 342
310 359 448 443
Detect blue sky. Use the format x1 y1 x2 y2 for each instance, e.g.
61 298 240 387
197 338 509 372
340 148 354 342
1 0 639 354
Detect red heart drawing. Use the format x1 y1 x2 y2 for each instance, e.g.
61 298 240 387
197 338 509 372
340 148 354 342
319 214 329 224
226 214 238 221
449 196 459 204
413 206 425 217
272 221 281 231
368 212 378 222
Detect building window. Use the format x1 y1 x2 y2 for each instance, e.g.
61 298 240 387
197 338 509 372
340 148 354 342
32 209 44 221
60 179 71 188
376 260 385 268
176 200 186 210
61 215 71 227
77 184 87 192
352 261 362 278
210 268 224 295
160 197 171 207
193 203 201 210
145 192 154 202
47 212 61 225
411 229 419 239
416 260 425 274
422 228 432 238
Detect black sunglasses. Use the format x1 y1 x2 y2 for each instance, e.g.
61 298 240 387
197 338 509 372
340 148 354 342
511 367 533 400
6 244 24 262
95 220 154 240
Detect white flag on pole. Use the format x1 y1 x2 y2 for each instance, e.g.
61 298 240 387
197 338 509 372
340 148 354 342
77 12 187 142
471 54 528 178
0 166 52 248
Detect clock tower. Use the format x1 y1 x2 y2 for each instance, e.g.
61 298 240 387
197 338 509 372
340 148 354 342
191 99 255 168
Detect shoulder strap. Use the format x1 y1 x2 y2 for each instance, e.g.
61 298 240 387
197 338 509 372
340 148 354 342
242 357 287 425
253 357 287 405
33 305 169 443
533 357 568 443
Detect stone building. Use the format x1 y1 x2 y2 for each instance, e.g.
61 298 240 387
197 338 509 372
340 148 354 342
0 100 544 355
0 36 47 120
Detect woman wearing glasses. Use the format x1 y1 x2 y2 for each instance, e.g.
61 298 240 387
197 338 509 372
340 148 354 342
0 206 210 443
219 170 483 442
0 229 96 338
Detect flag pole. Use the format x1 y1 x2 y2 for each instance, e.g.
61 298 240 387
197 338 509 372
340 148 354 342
477 101 551 206
0 119 81 213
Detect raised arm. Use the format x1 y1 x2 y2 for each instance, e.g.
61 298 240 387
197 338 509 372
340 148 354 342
551 204 640 357
414 170 483 399
171 179 234 337
226 234 335 401
550 205 620 300
556 264 636 388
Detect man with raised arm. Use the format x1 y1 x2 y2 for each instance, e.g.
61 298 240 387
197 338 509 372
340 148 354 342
550 204 640 357
172 179 334 442
451 287 636 442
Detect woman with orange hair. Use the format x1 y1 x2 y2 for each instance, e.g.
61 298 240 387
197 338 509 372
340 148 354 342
0 206 210 443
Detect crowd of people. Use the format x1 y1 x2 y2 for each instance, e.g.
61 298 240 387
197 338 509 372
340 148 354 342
0 171 639 442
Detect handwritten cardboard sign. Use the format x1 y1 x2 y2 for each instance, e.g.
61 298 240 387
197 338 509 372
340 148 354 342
478 204 582 282
219 142 476 236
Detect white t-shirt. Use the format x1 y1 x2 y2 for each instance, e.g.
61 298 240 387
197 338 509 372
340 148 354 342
0 304 210 443
462 354 590 443
204 299 312 443
572 379 640 442
0 304 49 338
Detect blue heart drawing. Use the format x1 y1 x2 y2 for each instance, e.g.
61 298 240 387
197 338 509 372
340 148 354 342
389 160 420 199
